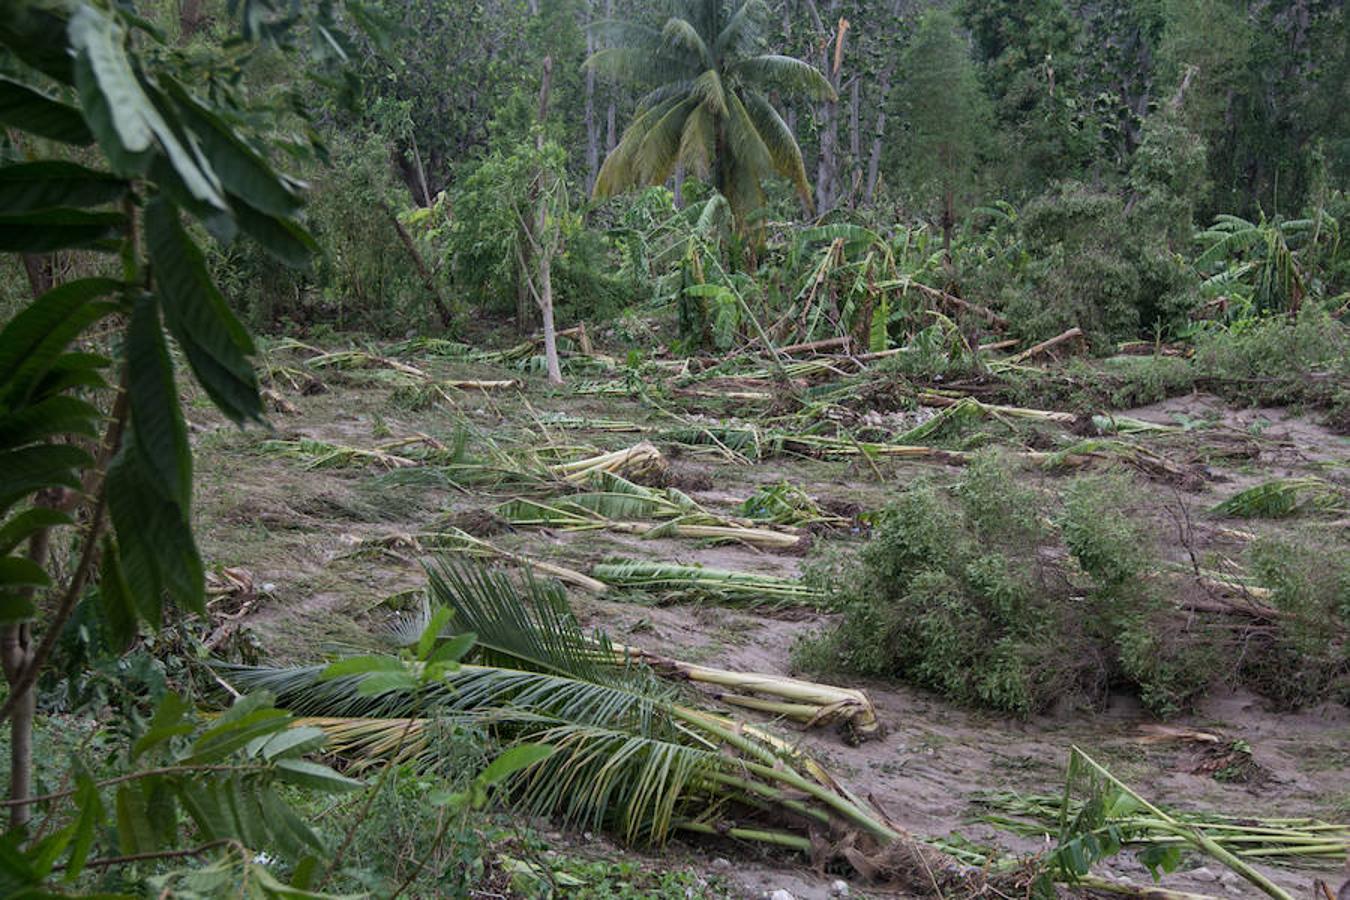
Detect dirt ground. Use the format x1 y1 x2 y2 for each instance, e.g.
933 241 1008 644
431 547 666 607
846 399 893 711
189 342 1350 899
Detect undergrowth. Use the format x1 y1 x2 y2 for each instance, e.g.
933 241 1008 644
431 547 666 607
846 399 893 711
793 453 1346 717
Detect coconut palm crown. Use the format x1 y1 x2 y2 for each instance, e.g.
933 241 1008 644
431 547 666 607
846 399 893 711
587 0 835 225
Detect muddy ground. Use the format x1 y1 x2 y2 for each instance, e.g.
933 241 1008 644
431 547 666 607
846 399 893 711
190 342 1350 899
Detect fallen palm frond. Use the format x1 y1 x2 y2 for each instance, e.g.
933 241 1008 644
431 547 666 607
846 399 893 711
1210 477 1348 519
535 413 653 433
345 527 608 594
219 562 972 891
1032 439 1196 483
978 788 1349 869
590 560 829 609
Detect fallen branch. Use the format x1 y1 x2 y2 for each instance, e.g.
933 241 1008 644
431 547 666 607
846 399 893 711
1006 326 1084 364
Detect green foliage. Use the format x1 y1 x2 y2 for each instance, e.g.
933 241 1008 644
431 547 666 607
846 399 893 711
796 457 1215 716
589 0 834 227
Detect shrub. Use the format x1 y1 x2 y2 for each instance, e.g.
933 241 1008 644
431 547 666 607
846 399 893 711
795 458 1221 716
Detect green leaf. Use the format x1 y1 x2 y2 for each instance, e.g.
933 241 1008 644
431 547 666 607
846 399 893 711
126 294 192 508
97 536 139 649
320 655 404 679
131 691 194 760
0 162 127 213
0 4 76 85
427 631 475 666
0 396 103 448
162 79 302 219
115 783 156 854
1137 844 1182 880
145 196 262 424
0 444 91 510
63 774 102 881
417 607 452 660
0 591 37 625
355 670 418 696
105 441 204 622
273 759 365 793
69 6 224 208
0 77 93 145
230 197 318 268
188 710 291 763
259 726 327 761
0 556 51 590
478 743 555 787
0 209 124 252
0 508 71 557
257 786 327 859
0 277 121 401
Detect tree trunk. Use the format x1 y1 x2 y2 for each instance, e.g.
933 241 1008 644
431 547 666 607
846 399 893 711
534 57 563 386
807 3 846 214
584 14 599 194
381 202 452 330
942 186 954 266
605 0 617 152
864 67 892 203
848 77 860 209
2 622 33 828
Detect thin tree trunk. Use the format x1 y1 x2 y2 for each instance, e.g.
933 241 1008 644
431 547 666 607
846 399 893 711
605 0 617 152
864 67 892 203
380 202 452 329
410 133 432 207
584 11 599 194
848 77 860 209
534 57 563 386
3 621 34 828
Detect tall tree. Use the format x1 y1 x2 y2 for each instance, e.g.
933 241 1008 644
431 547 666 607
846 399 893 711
587 0 834 228
890 9 990 259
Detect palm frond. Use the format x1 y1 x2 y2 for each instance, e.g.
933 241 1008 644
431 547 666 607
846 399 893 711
741 89 811 207
690 68 728 116
732 54 836 101
661 16 712 68
714 0 769 58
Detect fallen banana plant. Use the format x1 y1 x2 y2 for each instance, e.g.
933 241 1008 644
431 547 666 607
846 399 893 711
739 481 852 528
548 441 666 483
345 527 609 594
590 560 829 609
220 563 974 893
1210 477 1348 519
495 475 807 550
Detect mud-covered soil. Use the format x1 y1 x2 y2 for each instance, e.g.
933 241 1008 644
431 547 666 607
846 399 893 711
189 342 1350 899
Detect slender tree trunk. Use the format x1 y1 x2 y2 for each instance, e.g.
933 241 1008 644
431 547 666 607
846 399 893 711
3 621 34 828
942 186 954 266
864 67 892 204
410 133 432 207
807 2 846 214
848 77 860 209
605 0 616 152
380 202 452 329
534 57 563 386
584 11 599 194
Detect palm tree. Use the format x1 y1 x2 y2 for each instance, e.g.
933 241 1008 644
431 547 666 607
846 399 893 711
587 0 834 227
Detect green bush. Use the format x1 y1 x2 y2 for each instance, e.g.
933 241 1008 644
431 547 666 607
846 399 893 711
794 458 1219 716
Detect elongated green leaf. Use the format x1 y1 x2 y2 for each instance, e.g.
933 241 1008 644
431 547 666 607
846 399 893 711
0 396 102 448
260 726 327 761
187 708 291 763
321 656 405 678
0 444 90 510
63 774 102 881
0 556 50 590
273 759 365 793
257 785 328 858
0 508 71 557
0 77 93 145
0 277 120 399
105 441 204 620
145 196 262 424
97 536 139 649
479 743 555 787
115 783 156 854
162 79 302 219
0 4 75 84
132 691 193 761
0 208 124 252
230 197 318 268
0 162 127 213
126 295 191 508
69 6 224 207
